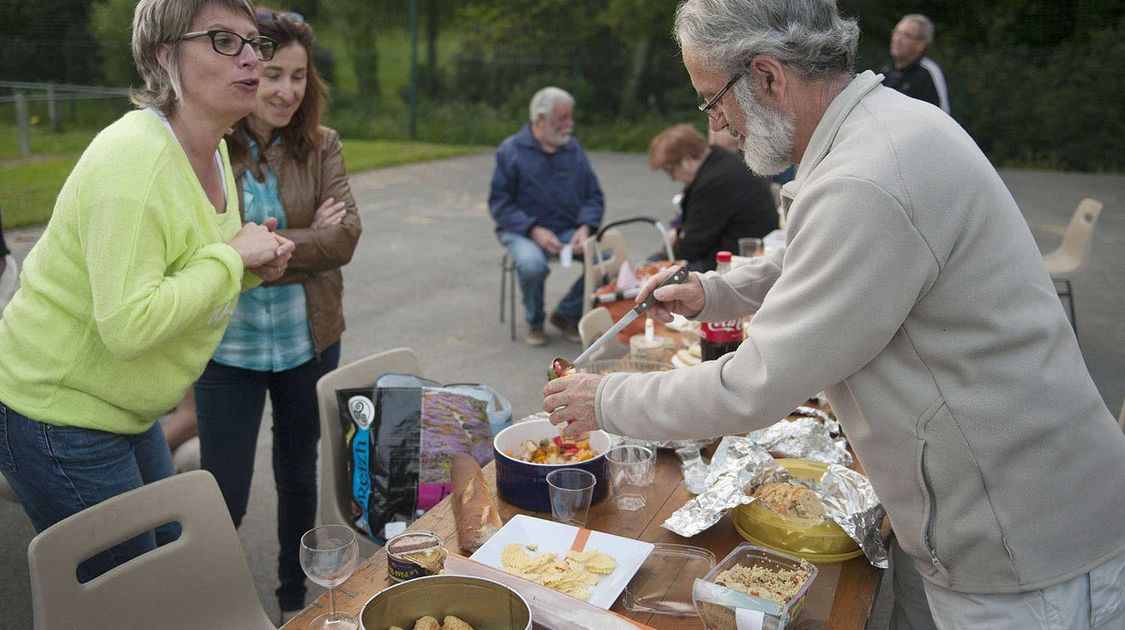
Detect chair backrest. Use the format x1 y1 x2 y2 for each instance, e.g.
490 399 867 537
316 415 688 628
578 307 629 361
770 183 786 230
315 347 421 554
1053 198 1103 275
582 229 629 318
0 254 19 313
0 473 19 503
27 470 272 630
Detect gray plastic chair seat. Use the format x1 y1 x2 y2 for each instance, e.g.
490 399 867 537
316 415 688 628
27 470 273 630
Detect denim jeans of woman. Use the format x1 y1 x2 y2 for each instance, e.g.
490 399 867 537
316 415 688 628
0 400 180 582
194 342 340 613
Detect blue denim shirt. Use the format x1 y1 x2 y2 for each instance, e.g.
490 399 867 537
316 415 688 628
488 124 605 237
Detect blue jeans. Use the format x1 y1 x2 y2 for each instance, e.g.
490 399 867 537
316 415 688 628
0 400 180 582
194 342 340 612
499 228 585 327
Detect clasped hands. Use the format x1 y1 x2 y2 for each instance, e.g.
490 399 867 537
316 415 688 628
530 224 590 257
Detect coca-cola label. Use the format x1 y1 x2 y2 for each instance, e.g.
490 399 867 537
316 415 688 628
701 320 743 343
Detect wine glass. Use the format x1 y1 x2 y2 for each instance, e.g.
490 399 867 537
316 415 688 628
300 524 361 630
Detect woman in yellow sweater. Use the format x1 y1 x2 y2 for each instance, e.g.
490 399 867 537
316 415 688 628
0 0 293 581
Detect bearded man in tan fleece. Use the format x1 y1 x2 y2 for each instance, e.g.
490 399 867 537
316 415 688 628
544 1 1125 629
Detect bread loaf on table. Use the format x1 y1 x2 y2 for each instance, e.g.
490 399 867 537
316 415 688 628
450 453 504 553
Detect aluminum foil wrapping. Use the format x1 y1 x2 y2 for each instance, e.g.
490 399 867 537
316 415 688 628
620 437 715 494
661 436 888 569
793 405 841 435
817 464 889 568
743 415 852 466
661 438 785 537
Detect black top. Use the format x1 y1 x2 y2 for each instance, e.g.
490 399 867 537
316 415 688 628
880 57 941 109
674 146 777 271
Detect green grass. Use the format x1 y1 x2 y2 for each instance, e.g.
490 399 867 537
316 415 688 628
343 139 483 171
0 123 483 229
0 155 80 228
0 122 102 160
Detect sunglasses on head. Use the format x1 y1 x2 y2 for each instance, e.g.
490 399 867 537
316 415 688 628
256 9 305 24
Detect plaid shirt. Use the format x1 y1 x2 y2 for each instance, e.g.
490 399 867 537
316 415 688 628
211 139 315 372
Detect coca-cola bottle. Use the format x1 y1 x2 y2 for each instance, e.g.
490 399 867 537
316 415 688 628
700 251 743 361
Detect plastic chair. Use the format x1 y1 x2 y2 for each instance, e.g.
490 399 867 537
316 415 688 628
315 347 421 557
577 306 628 362
0 254 18 313
27 470 273 630
582 217 672 319
0 474 18 503
1042 198 1102 336
499 252 518 341
499 251 562 341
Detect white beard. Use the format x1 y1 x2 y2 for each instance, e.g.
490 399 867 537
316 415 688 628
732 81 795 176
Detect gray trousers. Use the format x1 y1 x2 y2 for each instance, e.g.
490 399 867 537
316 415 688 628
890 538 1125 630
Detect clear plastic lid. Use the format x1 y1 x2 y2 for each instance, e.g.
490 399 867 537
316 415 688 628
694 543 819 629
622 544 716 616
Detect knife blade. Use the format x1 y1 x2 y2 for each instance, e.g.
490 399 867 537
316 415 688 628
572 265 690 367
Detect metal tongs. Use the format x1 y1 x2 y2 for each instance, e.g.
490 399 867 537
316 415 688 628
549 266 689 379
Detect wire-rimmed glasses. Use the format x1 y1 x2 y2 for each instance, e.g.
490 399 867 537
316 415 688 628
180 29 277 61
698 73 741 119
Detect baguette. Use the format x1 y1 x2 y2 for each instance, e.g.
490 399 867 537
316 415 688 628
450 453 504 553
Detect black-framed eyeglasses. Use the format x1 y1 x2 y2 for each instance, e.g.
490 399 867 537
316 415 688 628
698 73 741 119
181 29 277 61
257 9 305 24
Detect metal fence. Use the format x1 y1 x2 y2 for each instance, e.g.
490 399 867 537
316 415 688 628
1 81 130 157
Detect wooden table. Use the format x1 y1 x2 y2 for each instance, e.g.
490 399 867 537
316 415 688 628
282 452 883 630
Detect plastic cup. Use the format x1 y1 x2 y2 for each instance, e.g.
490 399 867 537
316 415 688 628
738 237 764 258
606 445 656 511
546 468 596 527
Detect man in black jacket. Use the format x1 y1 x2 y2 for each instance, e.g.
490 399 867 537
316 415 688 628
649 124 776 272
880 14 950 114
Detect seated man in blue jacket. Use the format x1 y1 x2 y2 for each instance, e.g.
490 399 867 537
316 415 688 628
489 86 605 346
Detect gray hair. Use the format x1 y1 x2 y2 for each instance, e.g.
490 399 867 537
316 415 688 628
674 0 859 79
901 14 934 45
131 0 257 114
528 87 575 124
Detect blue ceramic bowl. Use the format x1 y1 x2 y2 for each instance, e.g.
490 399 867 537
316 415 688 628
493 419 610 513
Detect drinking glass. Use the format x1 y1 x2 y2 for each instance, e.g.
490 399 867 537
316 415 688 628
300 524 361 630
606 445 656 511
738 237 764 257
546 468 597 527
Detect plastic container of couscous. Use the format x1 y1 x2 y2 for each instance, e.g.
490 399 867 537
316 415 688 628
692 543 818 630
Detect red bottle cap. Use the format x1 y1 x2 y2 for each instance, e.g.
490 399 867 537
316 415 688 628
716 251 732 263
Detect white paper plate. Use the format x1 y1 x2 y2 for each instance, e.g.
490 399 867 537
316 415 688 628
469 514 654 609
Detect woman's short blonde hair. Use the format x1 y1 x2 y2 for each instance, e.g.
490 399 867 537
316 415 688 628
131 0 257 114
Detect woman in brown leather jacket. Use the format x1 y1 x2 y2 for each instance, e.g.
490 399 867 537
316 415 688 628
193 9 361 621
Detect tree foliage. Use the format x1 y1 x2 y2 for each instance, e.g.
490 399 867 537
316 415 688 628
89 0 140 87
0 0 1120 169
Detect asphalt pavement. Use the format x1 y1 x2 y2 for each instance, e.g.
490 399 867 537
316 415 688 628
0 150 1121 628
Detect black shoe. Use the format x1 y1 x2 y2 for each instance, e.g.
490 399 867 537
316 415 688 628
549 312 581 343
